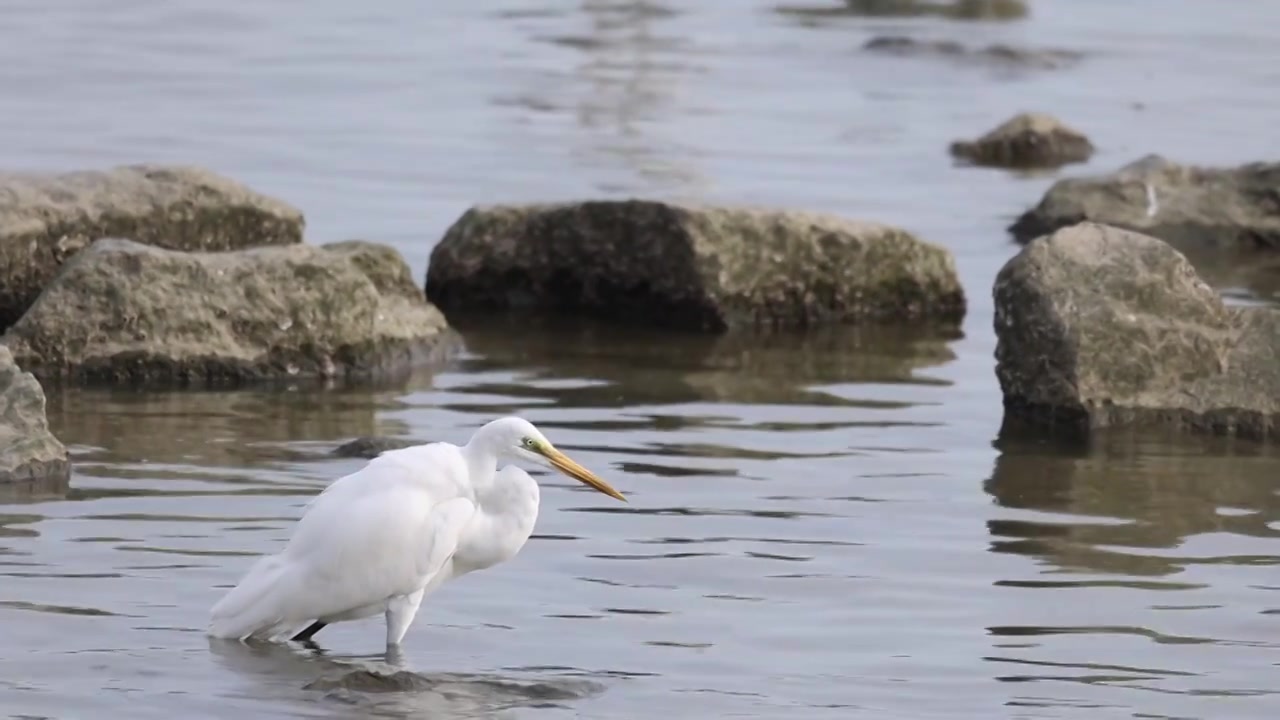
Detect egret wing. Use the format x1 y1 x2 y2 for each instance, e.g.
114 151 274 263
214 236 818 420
270 448 477 627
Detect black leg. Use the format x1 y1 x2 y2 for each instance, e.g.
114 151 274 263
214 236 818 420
291 621 327 642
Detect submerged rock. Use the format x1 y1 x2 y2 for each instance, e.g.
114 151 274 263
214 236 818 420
304 668 599 706
864 36 1081 70
306 670 436 693
425 201 966 332
1009 155 1280 250
3 238 454 385
994 222 1280 439
0 345 70 484
781 0 1027 20
0 164 303 329
332 436 419 459
950 113 1094 169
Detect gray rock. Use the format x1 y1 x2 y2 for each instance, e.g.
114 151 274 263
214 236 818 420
3 238 456 385
425 201 966 332
332 436 419 459
1009 154 1280 250
864 36 1081 70
0 164 304 329
0 345 70 484
951 113 1094 169
994 221 1280 439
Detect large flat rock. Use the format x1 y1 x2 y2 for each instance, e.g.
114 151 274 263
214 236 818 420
3 238 455 385
1009 155 1280 251
0 345 69 485
425 201 966 332
994 221 1280 439
0 164 304 328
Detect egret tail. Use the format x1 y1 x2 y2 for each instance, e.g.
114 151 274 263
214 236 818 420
207 553 300 640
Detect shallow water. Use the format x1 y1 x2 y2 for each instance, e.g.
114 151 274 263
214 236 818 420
3 1 1280 719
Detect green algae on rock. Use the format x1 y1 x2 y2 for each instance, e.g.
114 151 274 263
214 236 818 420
425 201 966 332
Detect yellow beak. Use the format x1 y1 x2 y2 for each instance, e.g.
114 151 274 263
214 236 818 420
540 446 627 502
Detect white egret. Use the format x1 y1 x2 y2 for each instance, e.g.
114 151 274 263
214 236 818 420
207 416 626 648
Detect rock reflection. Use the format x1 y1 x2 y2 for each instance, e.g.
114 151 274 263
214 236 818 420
449 316 957 409
985 430 1280 577
42 382 429 468
1177 245 1280 308
0 474 69 503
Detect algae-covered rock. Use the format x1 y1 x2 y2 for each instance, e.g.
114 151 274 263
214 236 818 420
994 222 1280 439
425 201 965 332
0 164 303 328
0 345 69 484
1009 155 1280 250
3 238 454 385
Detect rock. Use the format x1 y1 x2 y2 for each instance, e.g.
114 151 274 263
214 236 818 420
425 201 966 332
950 113 1094 169
993 222 1280 439
1009 155 1280 250
0 164 304 329
3 238 455 385
332 436 418 459
0 345 70 484
864 36 1081 70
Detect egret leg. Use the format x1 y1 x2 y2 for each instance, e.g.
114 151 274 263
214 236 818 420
291 621 327 642
385 589 425 647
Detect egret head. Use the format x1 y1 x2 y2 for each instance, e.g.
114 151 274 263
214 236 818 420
480 417 627 502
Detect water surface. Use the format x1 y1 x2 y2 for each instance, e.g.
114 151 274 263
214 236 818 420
2 1 1280 718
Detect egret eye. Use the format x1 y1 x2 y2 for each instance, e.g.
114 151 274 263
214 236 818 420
521 437 535 449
